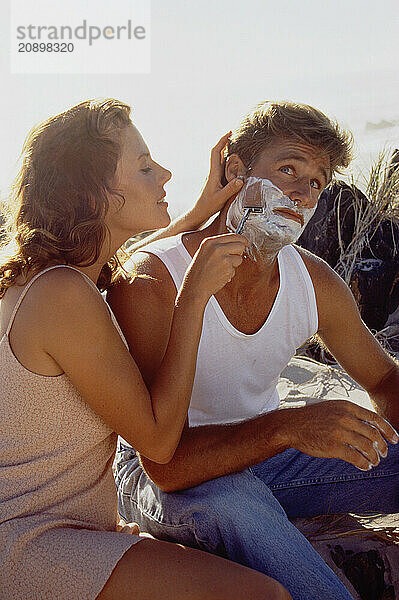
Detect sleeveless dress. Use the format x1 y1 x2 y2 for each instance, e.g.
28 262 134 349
0 265 142 600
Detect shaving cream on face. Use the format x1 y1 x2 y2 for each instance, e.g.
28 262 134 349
226 176 316 261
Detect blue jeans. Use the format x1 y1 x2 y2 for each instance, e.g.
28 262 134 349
115 439 399 600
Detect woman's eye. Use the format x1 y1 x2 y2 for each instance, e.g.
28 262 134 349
141 167 152 173
310 179 321 189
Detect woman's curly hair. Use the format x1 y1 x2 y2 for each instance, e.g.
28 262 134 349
0 98 132 297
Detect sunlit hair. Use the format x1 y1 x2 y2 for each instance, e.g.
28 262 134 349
227 101 353 178
0 98 132 297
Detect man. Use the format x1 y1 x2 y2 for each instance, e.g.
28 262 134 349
108 101 399 600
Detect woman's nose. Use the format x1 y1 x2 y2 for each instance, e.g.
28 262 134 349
160 165 172 185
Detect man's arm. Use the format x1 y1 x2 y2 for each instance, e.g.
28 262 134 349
368 368 399 430
138 411 291 492
299 247 399 429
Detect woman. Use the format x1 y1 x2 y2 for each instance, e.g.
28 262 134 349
0 99 291 600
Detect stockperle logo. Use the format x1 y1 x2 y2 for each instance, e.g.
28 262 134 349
11 0 151 74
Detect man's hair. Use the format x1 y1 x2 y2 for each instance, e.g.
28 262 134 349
227 101 353 178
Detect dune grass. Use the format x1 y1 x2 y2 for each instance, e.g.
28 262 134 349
335 150 399 285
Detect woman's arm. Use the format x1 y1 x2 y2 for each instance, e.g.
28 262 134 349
34 235 246 464
129 132 243 253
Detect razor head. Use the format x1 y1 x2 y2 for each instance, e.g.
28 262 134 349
242 179 263 212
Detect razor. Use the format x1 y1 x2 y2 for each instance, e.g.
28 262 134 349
235 180 264 234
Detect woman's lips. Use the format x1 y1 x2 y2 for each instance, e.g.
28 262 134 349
272 208 304 226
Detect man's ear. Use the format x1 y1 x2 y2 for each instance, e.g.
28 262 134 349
224 154 247 184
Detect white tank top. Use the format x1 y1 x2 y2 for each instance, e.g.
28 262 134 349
140 234 318 426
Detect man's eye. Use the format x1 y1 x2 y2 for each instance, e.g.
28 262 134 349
310 180 321 189
141 167 152 173
280 166 294 175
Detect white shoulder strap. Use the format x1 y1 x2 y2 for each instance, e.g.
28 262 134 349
141 234 190 291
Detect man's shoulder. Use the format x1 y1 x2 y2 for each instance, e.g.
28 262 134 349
127 249 174 281
292 244 343 290
108 249 177 310
125 228 204 285
292 245 356 327
129 230 189 279
125 233 182 273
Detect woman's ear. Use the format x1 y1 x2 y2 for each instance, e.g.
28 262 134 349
224 154 247 184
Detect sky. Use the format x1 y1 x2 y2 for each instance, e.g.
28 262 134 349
1 0 398 217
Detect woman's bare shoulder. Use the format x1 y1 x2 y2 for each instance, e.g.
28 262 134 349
18 267 109 332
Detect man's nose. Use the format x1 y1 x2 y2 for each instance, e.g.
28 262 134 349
289 177 318 209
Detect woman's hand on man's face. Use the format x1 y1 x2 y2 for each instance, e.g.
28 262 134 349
193 132 244 223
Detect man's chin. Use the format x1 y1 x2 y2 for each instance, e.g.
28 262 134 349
245 229 300 262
